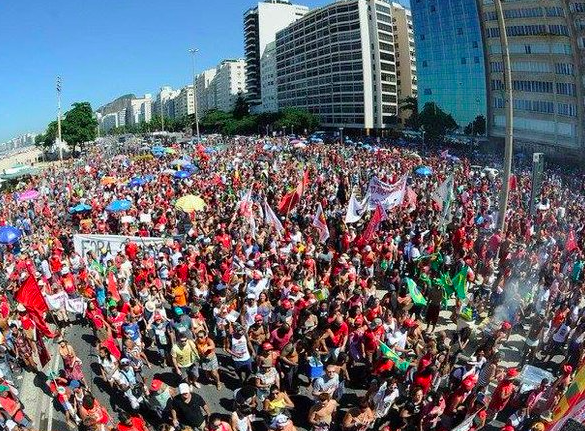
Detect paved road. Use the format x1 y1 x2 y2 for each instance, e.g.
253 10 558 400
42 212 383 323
15 304 565 431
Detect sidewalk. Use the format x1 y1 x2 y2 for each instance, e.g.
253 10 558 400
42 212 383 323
18 336 62 431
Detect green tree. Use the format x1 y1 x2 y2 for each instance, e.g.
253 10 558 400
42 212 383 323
274 108 319 133
400 96 420 129
201 110 233 133
62 102 98 153
418 102 458 141
464 115 486 136
232 92 249 120
35 121 58 149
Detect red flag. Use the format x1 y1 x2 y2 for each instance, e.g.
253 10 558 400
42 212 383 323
566 229 578 253
107 272 121 301
278 169 308 215
509 174 517 191
15 276 48 316
278 190 300 215
405 186 418 208
356 203 388 248
36 328 51 367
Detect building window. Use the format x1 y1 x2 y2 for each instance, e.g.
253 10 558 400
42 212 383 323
474 57 480 64
424 88 432 95
461 57 467 65
421 34 425 40
472 41 478 48
457 28 463 35
430 5 436 12
422 60 428 67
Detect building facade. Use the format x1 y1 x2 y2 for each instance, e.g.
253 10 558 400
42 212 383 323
175 85 195 118
127 95 153 125
411 0 487 128
244 0 309 110
260 41 279 113
196 69 218 115
392 2 418 122
153 86 180 121
275 0 402 131
479 0 583 155
196 60 247 114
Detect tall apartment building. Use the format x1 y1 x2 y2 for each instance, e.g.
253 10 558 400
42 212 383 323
275 0 402 131
153 86 180 120
260 42 279 113
127 95 153 125
244 0 309 111
411 0 487 129
101 113 119 133
196 60 247 114
479 0 582 155
175 85 195 118
392 2 418 122
196 69 218 115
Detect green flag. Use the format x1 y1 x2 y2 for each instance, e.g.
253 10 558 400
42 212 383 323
379 341 410 372
405 277 427 306
430 252 444 272
453 266 469 300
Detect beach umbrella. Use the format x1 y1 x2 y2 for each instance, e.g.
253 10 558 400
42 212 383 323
143 174 156 182
162 169 177 175
17 190 40 202
175 195 206 213
293 142 307 149
174 170 192 179
151 146 164 153
204 147 216 154
415 166 433 176
183 164 197 172
0 226 22 244
290 139 301 145
170 159 189 167
106 199 132 212
69 203 92 214
101 176 117 186
164 148 177 154
127 178 146 188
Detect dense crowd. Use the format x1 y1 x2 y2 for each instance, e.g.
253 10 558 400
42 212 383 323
0 136 583 431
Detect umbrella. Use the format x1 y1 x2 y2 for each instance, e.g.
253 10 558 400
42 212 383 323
170 159 189 167
204 147 216 154
127 178 146 187
164 148 177 154
17 190 40 202
162 169 177 175
0 226 22 244
151 146 164 153
290 139 301 144
293 143 307 149
175 195 206 213
106 199 132 212
174 170 192 179
101 176 117 186
69 203 92 214
415 166 433 176
143 174 156 182
183 164 197 172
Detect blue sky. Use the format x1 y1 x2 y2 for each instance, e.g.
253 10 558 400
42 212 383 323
0 0 408 142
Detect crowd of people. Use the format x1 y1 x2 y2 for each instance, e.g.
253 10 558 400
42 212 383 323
0 135 583 431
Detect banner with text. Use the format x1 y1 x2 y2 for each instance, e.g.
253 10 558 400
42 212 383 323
73 234 166 260
367 176 407 210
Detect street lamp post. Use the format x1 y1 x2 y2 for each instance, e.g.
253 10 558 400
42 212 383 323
494 0 514 232
56 76 63 161
188 48 201 143
339 127 344 145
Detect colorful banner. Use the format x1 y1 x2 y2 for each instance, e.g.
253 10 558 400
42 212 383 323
367 176 407 210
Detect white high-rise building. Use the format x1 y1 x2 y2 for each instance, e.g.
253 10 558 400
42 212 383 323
276 0 401 131
197 59 247 114
244 0 309 111
196 69 218 115
260 41 278 113
175 85 195 118
101 113 119 132
128 94 152 125
391 2 417 123
153 86 180 120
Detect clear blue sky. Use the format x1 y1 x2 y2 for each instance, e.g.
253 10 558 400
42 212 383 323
0 0 409 142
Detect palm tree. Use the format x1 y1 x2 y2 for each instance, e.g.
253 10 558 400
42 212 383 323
399 96 418 114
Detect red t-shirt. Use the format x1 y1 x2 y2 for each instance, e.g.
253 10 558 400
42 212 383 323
363 327 384 352
117 416 148 431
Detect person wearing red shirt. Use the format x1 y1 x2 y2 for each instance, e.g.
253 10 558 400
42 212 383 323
362 318 384 366
116 412 152 431
488 369 518 418
107 307 127 339
175 258 190 283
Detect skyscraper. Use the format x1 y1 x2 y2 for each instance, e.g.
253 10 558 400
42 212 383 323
244 0 309 112
411 0 487 129
479 1 582 155
275 0 403 132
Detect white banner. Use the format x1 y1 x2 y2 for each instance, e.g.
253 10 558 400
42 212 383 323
73 234 166 260
345 191 369 224
367 176 407 210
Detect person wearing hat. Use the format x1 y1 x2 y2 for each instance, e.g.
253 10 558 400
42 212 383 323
269 414 297 431
147 378 175 421
170 306 193 342
112 358 146 410
148 311 172 366
171 382 210 431
255 357 279 403
487 368 519 419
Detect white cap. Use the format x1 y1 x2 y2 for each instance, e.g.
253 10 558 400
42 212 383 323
178 383 190 394
16 304 26 313
5 420 17 431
